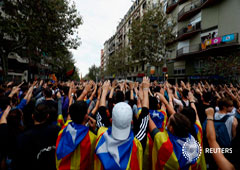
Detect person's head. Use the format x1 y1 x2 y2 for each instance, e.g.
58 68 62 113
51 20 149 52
180 107 196 125
7 108 23 129
167 113 191 138
0 87 5 97
202 91 211 103
182 89 189 99
125 91 130 101
33 103 50 123
43 87 52 98
149 96 159 110
218 98 233 112
0 96 10 111
112 102 133 140
62 86 69 96
114 90 124 104
69 101 88 124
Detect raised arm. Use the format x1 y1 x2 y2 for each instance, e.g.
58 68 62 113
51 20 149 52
109 80 117 99
89 83 97 101
205 108 235 170
156 92 176 115
100 81 110 107
0 106 11 124
77 82 92 101
91 87 101 116
142 77 150 109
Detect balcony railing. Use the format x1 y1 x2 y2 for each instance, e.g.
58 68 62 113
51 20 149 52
177 21 201 41
177 33 239 58
166 0 178 14
178 0 218 22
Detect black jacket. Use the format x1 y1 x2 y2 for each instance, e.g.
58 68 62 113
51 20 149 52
16 123 60 170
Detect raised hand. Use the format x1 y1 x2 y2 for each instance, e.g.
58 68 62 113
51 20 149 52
142 77 150 89
129 82 134 90
112 80 118 89
102 80 111 92
205 107 214 118
88 116 97 131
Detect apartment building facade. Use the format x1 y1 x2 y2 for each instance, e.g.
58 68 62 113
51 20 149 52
165 0 240 83
103 0 162 80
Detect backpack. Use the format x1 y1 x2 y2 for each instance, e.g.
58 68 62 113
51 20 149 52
181 99 187 108
203 115 231 148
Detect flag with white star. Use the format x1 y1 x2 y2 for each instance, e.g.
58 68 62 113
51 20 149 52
95 127 134 170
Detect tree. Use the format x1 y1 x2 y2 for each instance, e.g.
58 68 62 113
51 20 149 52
203 52 240 80
128 2 175 69
85 65 100 81
105 47 129 78
0 0 82 80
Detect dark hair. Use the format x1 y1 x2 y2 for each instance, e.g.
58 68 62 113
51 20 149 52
0 87 5 97
114 90 124 104
0 96 10 110
125 91 130 101
179 107 198 140
33 103 50 122
69 101 88 124
202 92 211 103
154 86 161 93
169 113 191 138
7 109 23 131
149 96 158 110
218 98 233 110
62 86 69 96
182 89 189 99
44 87 52 98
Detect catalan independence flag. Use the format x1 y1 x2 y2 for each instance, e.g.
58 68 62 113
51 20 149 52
143 110 168 170
94 127 143 170
192 121 206 170
152 130 201 170
56 121 96 170
149 110 168 132
57 114 65 128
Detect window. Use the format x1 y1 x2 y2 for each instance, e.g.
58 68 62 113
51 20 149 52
174 68 185 75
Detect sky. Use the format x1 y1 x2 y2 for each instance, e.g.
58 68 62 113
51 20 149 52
71 0 133 77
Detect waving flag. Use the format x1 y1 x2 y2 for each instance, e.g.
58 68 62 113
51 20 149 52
66 67 75 77
56 121 96 170
95 127 142 170
152 130 201 170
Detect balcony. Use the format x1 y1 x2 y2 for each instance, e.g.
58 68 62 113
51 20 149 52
166 0 178 14
178 0 218 22
176 33 239 58
177 21 201 41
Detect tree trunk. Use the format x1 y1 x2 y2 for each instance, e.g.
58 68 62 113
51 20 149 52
2 52 8 82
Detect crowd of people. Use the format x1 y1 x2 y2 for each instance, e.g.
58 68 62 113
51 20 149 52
0 78 239 170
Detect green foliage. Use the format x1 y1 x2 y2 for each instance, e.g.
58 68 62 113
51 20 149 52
128 2 175 66
0 0 82 80
85 65 100 81
105 47 129 77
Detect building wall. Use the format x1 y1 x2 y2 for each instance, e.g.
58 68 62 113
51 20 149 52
218 0 240 36
166 0 240 81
